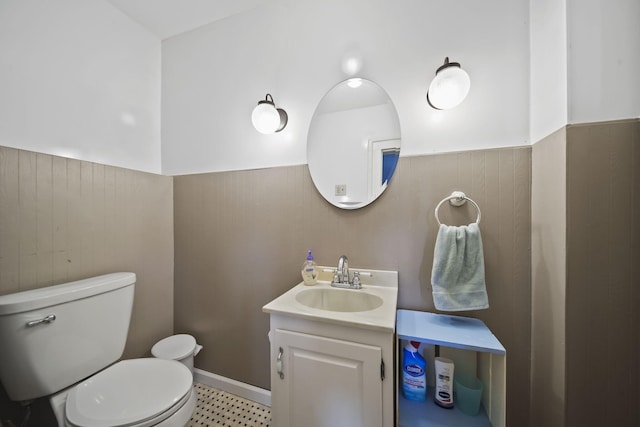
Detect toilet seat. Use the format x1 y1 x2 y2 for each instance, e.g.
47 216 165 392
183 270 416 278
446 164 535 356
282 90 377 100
65 358 193 427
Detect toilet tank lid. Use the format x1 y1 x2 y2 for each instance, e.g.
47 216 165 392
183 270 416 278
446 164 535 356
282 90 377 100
0 273 136 315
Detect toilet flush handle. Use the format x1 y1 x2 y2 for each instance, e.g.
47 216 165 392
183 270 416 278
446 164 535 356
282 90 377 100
26 314 56 327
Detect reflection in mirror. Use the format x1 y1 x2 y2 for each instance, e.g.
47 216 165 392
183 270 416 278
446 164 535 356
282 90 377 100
307 78 401 209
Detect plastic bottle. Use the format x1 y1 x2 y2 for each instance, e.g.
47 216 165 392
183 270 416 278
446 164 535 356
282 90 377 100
301 249 318 285
402 341 426 402
434 357 454 409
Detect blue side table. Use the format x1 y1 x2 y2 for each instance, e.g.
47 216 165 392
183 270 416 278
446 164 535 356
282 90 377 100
396 310 506 427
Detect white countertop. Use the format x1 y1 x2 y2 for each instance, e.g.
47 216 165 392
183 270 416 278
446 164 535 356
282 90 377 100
262 267 398 333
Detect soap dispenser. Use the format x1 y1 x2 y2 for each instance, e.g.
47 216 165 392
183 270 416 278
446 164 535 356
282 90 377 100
301 249 318 285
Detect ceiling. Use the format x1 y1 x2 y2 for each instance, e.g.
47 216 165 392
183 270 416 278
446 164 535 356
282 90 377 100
107 0 269 40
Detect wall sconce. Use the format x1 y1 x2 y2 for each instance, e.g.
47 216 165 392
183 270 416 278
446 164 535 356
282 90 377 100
251 94 288 134
426 57 471 110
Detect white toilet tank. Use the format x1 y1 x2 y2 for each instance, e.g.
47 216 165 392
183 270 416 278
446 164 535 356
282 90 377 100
0 272 136 402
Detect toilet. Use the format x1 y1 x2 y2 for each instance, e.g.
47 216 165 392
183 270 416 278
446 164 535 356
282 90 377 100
51 359 196 427
152 334 203 375
0 272 196 427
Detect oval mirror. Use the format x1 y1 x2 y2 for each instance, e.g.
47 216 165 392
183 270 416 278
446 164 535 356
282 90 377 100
307 78 401 209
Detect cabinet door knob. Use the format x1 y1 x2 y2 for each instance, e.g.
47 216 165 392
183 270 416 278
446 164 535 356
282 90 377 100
277 347 284 379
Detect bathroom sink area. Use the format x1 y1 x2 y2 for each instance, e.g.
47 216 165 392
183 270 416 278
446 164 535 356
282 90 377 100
264 265 398 427
262 266 398 332
295 288 384 312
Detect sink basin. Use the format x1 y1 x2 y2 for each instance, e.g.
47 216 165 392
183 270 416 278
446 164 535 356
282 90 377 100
263 267 398 331
295 288 383 312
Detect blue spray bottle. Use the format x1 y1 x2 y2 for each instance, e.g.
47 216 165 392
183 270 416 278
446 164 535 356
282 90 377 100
402 341 427 401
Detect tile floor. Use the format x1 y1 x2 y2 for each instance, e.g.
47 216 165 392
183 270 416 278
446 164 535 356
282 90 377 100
188 383 272 427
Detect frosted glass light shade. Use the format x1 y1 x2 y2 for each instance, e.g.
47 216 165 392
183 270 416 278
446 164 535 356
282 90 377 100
251 94 288 134
427 58 471 110
252 102 280 134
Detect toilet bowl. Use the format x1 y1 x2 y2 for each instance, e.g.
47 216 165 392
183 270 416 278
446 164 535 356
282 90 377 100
51 358 196 427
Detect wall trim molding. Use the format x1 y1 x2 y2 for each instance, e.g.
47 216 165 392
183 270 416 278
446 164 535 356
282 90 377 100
567 117 640 129
193 368 271 407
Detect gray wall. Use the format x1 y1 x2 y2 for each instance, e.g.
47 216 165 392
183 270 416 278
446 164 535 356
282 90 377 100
531 127 567 427
0 146 175 358
565 120 640 426
174 147 532 426
530 119 640 427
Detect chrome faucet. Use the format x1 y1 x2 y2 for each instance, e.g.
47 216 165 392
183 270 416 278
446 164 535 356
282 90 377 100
337 255 349 284
331 255 362 289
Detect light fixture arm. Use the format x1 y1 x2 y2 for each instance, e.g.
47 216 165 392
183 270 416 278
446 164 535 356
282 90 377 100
260 94 276 107
435 57 461 74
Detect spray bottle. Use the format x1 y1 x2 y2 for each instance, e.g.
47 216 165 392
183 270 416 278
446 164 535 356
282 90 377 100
402 341 426 402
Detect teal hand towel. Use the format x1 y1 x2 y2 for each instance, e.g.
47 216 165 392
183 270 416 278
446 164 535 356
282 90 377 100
431 223 489 311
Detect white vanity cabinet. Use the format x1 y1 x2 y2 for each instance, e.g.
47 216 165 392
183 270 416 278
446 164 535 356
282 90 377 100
270 321 390 427
263 269 398 427
396 310 506 427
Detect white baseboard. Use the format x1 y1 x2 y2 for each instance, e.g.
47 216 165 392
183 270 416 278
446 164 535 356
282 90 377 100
193 368 271 407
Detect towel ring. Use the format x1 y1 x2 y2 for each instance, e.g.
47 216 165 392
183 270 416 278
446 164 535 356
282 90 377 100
435 191 481 225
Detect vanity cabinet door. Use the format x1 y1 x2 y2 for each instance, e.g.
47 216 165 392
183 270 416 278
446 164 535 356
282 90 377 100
272 329 383 427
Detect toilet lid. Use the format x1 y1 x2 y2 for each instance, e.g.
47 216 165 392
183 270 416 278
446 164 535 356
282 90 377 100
151 334 196 360
65 358 192 427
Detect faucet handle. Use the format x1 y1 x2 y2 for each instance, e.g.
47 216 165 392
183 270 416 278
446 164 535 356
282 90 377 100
351 271 361 289
332 270 340 284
